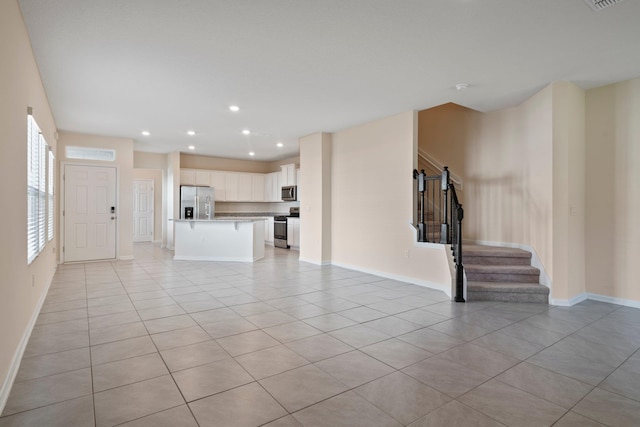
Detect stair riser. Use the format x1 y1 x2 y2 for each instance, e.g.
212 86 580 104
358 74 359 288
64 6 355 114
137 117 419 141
464 256 530 266
467 291 548 304
466 273 540 283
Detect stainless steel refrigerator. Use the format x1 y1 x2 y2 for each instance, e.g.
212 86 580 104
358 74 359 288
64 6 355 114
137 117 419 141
180 186 215 219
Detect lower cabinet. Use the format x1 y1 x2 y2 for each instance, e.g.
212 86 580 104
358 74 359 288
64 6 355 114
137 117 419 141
287 218 300 249
264 217 274 245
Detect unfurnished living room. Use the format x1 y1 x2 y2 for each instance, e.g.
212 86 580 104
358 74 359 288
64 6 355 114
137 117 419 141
2 0 640 426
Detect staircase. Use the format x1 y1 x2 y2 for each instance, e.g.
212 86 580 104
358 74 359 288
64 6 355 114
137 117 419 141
463 245 549 303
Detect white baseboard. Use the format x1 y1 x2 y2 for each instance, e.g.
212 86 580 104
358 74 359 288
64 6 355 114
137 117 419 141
584 293 640 309
330 260 451 297
551 292 640 308
118 255 134 261
153 240 162 245
173 255 264 262
0 275 54 414
464 239 552 288
298 257 331 266
550 293 588 307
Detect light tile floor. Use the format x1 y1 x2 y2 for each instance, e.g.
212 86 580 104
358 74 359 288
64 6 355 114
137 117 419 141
2 243 640 426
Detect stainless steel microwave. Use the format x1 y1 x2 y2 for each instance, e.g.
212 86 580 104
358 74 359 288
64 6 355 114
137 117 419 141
281 185 297 201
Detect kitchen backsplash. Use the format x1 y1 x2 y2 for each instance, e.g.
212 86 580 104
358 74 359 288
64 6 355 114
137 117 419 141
215 201 299 214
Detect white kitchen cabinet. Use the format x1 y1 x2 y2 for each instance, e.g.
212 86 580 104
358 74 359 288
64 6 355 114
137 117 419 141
182 168 285 202
264 217 274 244
238 174 252 201
225 173 239 201
264 171 281 202
195 170 210 186
180 169 195 185
274 172 283 201
210 171 226 201
251 174 265 201
281 163 297 186
264 173 273 201
287 217 300 249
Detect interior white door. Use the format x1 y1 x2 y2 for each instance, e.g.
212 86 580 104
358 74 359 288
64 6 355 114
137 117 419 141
64 165 117 261
133 179 154 242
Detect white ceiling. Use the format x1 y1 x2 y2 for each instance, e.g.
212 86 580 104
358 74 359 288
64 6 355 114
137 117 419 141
18 0 640 161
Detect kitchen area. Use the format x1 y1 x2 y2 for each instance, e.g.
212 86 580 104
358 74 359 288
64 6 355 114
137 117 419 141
173 161 301 262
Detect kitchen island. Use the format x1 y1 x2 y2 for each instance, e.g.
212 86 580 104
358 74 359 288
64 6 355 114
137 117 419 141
173 218 265 262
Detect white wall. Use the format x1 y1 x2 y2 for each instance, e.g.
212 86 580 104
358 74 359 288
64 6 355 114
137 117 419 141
180 153 299 174
57 132 135 260
331 111 451 291
0 0 58 410
166 151 181 250
586 78 640 302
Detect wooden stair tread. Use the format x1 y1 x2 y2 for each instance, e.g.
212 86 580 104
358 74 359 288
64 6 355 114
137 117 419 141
467 281 549 294
463 245 531 258
464 265 540 275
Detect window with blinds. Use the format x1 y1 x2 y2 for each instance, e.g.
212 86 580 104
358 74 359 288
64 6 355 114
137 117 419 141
27 111 48 264
48 150 55 242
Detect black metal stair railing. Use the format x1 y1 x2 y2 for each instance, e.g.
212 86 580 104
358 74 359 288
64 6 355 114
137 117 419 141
413 166 465 302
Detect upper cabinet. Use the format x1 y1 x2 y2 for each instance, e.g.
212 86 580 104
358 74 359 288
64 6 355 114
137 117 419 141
251 174 265 201
264 171 282 202
180 170 196 185
195 170 210 186
180 166 298 203
238 174 252 201
281 163 296 186
225 173 239 201
210 171 226 201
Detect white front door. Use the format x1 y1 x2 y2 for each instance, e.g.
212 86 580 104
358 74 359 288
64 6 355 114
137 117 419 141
64 165 117 262
133 179 154 242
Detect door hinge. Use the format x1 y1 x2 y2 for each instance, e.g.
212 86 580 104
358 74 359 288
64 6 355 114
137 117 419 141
63 210 65 216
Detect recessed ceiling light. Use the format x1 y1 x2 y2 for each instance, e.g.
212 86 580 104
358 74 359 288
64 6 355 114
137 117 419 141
242 129 250 135
229 105 240 112
455 83 469 91
249 151 255 156
141 131 150 136
187 130 196 136
188 145 195 150
276 142 284 148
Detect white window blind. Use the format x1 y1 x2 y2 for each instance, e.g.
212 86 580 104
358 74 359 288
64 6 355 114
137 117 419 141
48 149 55 242
38 134 46 250
27 111 48 264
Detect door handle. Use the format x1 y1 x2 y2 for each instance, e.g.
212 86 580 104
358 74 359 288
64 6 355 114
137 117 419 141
111 217 116 220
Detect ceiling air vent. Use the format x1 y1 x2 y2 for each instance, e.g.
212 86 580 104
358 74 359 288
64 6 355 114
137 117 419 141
584 0 626 11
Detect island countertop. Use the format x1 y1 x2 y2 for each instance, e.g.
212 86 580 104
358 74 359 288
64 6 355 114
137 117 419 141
172 217 267 223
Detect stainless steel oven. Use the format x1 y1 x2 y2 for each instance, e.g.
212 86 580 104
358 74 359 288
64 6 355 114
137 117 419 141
274 215 289 249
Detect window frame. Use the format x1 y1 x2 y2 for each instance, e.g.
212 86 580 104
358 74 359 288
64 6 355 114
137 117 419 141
27 111 49 264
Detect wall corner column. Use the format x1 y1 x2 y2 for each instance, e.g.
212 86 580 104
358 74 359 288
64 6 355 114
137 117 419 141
166 151 181 250
299 132 332 264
